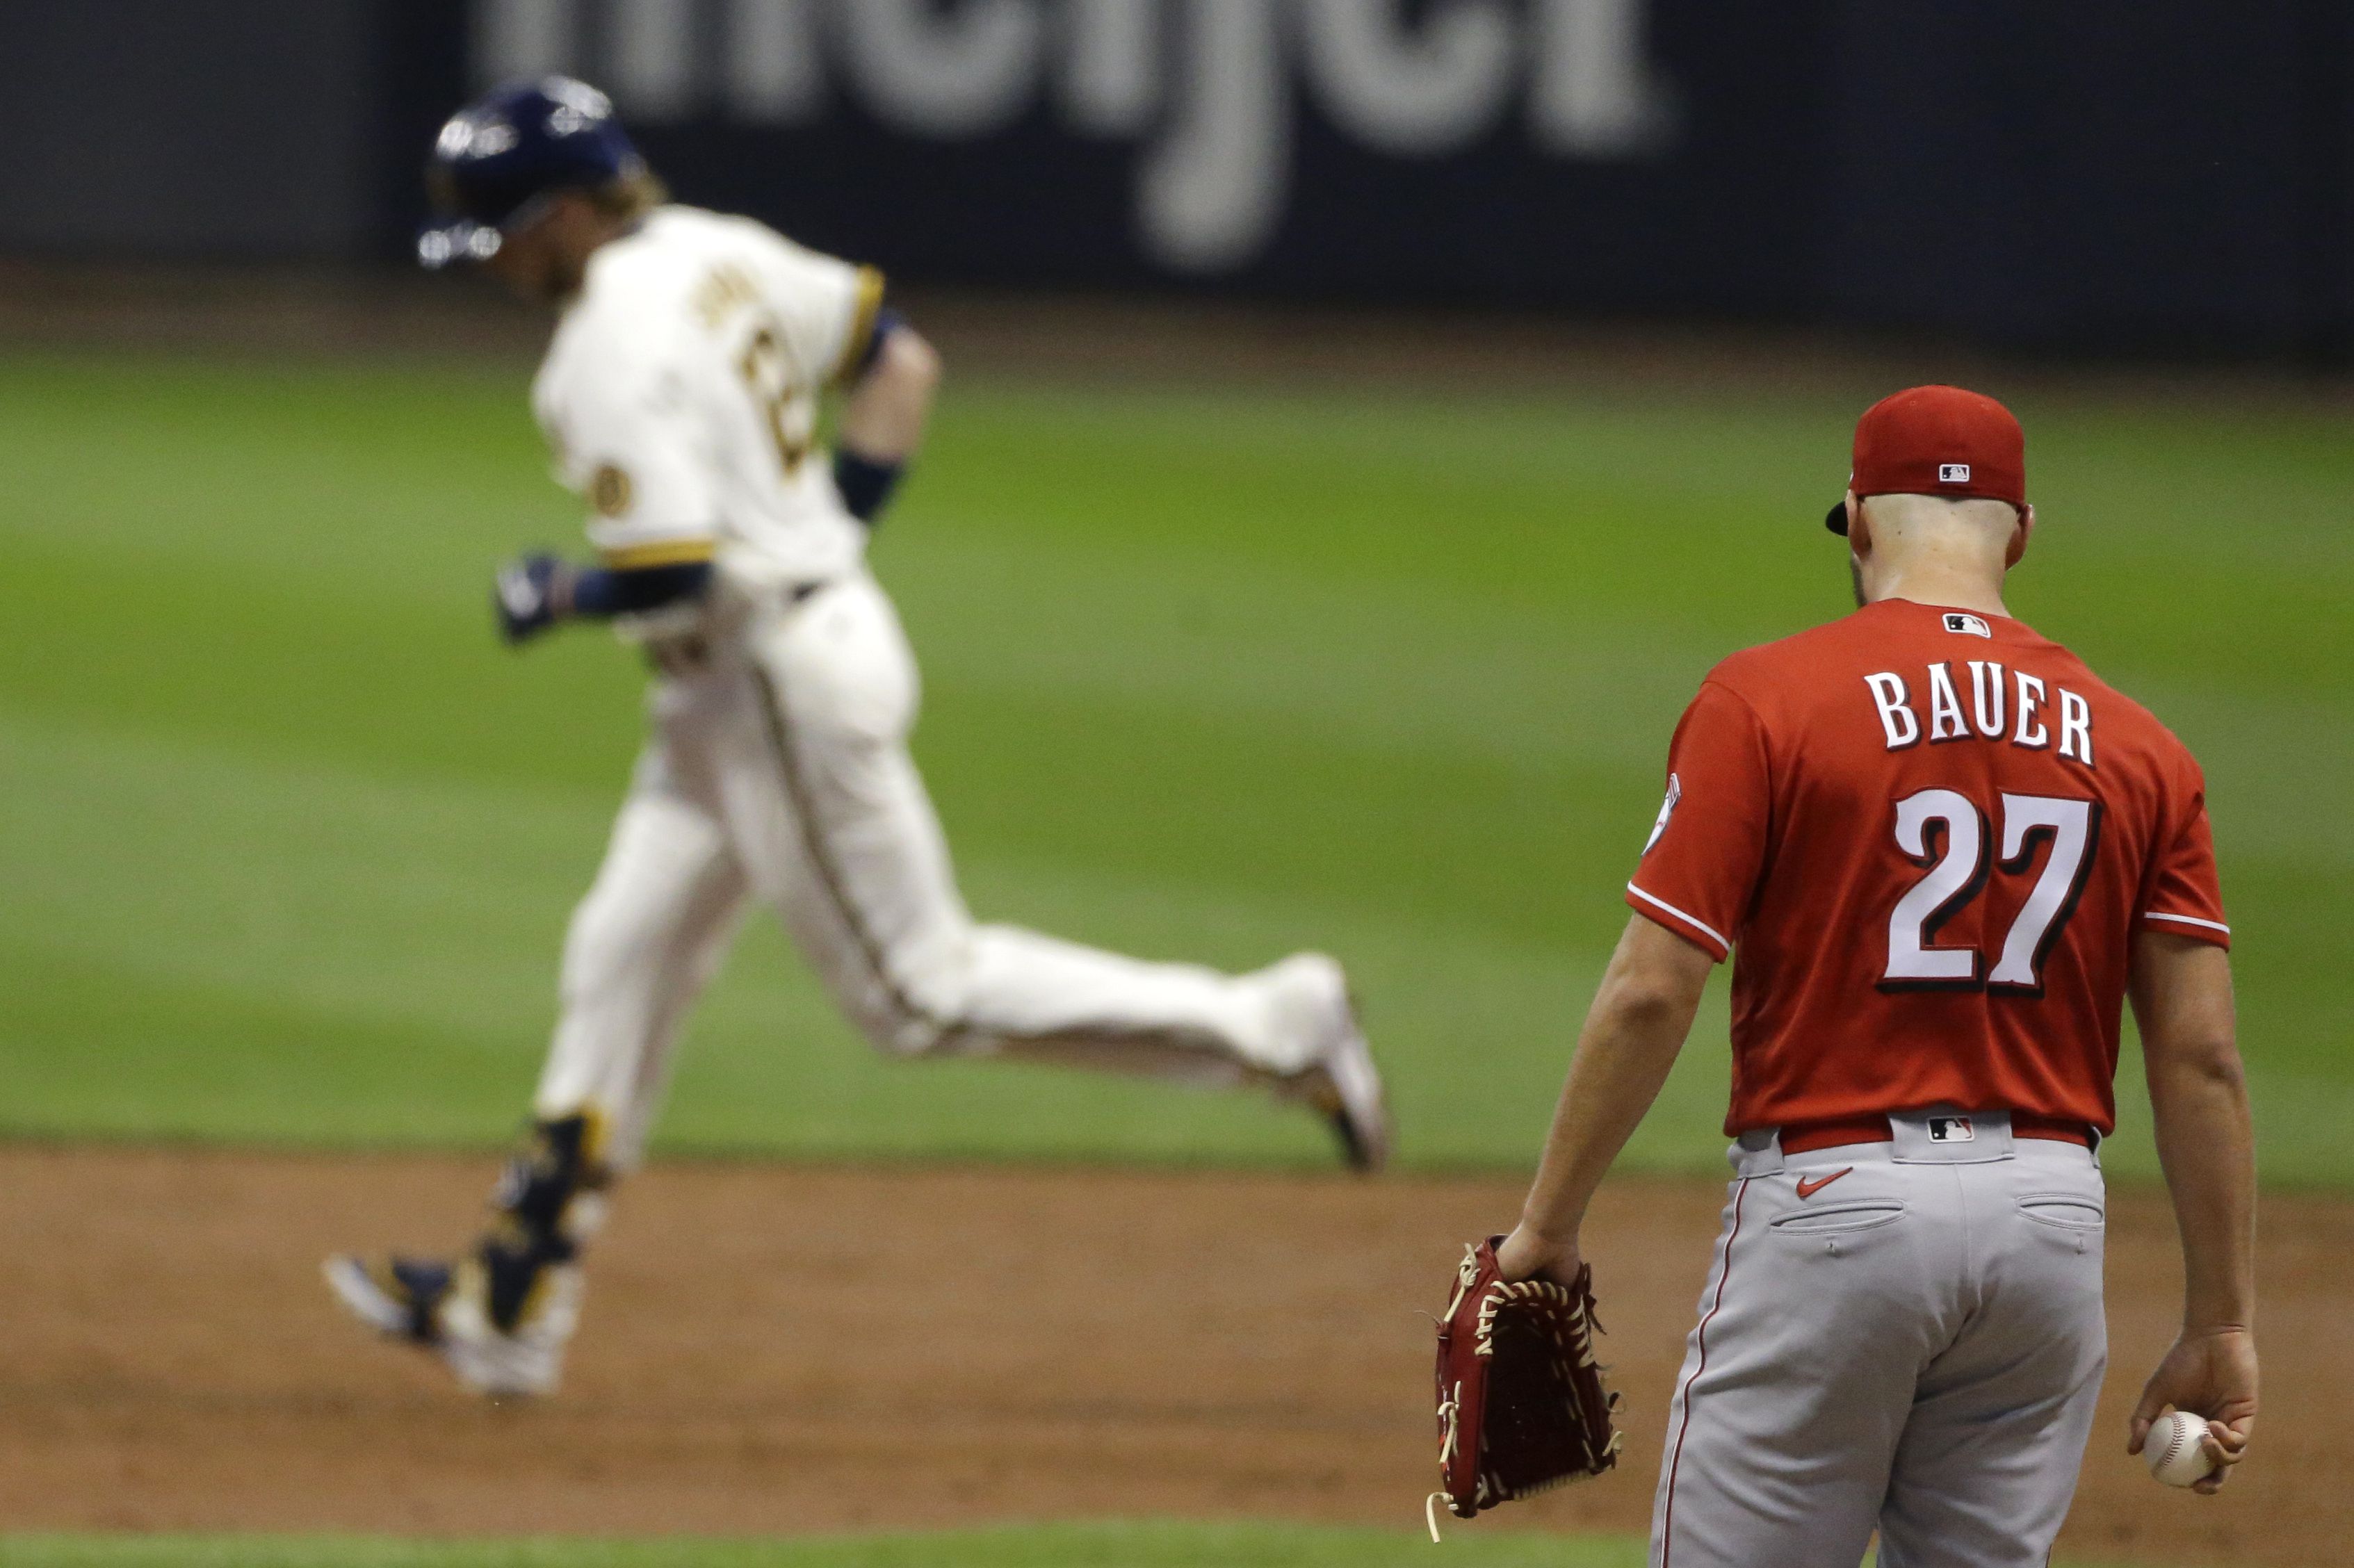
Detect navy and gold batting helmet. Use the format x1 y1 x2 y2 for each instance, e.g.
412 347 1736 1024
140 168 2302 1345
419 77 644 270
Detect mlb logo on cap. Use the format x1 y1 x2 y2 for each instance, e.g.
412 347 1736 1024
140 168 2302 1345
1823 385 2027 535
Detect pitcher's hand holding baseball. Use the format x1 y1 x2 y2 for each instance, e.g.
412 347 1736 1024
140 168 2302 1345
2128 1325 2257 1494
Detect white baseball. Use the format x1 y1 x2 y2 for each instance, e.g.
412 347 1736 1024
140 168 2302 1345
2145 1408 2216 1487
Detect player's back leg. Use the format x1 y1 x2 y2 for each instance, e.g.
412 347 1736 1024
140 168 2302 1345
720 573 1390 1168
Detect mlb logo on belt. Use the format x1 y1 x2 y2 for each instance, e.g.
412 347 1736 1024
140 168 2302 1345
1938 462 1971 482
1926 1116 1976 1143
1942 612 1992 638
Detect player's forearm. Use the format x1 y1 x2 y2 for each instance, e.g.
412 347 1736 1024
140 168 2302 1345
838 326 939 464
567 560 711 618
1518 917 1712 1243
833 325 939 525
2132 938 2256 1332
2147 1047 2256 1330
494 554 711 644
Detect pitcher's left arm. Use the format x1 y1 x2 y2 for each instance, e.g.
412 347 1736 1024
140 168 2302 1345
1495 915 1714 1288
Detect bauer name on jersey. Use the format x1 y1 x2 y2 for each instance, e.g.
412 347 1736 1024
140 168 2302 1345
532 205 885 598
1628 598 2229 1140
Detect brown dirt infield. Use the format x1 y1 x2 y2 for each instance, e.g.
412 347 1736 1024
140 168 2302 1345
0 1145 2341 1564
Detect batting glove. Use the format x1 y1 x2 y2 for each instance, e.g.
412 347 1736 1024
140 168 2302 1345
493 553 574 645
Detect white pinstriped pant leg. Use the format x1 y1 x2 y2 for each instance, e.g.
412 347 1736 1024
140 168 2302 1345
532 571 1316 1167
727 574 1310 1080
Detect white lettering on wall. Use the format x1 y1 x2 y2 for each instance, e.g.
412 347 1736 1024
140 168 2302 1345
840 0 1044 136
727 0 824 123
1298 0 1515 156
1531 0 1669 154
470 0 1675 270
1142 0 1286 271
477 0 574 82
610 0 697 122
1063 0 1161 133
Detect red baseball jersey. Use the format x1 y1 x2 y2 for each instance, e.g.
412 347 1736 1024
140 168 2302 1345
1628 598 2229 1136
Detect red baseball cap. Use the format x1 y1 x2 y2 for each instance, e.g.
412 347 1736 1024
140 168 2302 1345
1825 384 2027 535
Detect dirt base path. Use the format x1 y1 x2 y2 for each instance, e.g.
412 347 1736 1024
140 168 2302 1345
0 1147 2341 1564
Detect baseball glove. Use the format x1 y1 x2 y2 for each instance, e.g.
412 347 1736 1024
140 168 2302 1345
1428 1236 1622 1540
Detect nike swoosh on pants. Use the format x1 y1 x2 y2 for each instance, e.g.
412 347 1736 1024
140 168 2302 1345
1796 1168 1854 1199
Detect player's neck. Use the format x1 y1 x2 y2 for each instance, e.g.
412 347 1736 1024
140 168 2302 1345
1858 541 2013 619
1851 503 2023 621
1865 571 2013 619
543 213 640 305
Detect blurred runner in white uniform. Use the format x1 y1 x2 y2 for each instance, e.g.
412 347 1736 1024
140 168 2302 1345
325 77 1388 1398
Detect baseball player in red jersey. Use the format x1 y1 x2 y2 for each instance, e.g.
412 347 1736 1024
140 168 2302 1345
1495 386 2258 1565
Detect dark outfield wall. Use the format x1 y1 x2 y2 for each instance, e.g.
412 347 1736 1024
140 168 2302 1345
5 0 2352 357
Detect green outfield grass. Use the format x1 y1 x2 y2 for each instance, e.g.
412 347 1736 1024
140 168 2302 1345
0 1523 2164 1568
0 352 2344 1183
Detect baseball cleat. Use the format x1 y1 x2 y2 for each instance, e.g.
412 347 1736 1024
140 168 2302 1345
1267 952 1393 1172
323 1113 606 1398
323 1252 581 1398
323 1252 450 1339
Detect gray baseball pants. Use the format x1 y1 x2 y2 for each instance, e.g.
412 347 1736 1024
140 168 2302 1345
1650 1109 2109 1568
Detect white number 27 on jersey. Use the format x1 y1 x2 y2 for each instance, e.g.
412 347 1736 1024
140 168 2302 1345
1883 789 2103 995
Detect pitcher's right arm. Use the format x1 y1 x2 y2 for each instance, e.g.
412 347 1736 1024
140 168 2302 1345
2125 931 2257 1492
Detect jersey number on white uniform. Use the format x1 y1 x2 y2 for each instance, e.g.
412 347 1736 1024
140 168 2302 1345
1881 789 2103 996
736 322 809 475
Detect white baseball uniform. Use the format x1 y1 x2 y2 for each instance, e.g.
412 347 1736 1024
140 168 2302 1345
526 206 1340 1170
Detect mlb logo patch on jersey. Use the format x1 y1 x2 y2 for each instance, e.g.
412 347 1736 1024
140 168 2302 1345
1926 1116 1976 1143
1942 612 1992 638
1938 462 1971 483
